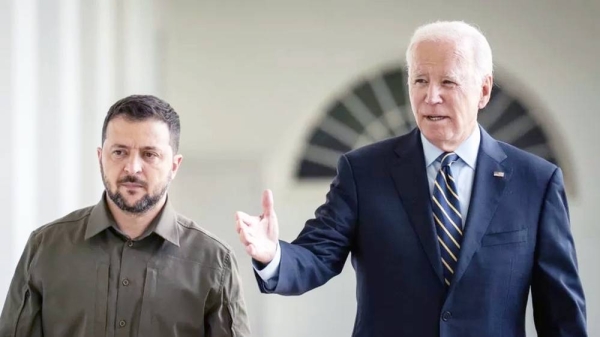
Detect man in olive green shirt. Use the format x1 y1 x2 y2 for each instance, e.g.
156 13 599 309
0 95 251 337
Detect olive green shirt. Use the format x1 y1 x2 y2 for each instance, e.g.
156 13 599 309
0 196 251 337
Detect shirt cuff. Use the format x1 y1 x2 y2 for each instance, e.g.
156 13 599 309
253 242 281 281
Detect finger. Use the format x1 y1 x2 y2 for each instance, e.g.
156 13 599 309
236 211 252 221
235 218 250 234
245 243 256 257
235 218 242 233
238 227 256 246
238 229 250 246
236 211 258 226
262 189 274 217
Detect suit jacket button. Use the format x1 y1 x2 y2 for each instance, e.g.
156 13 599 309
442 311 452 321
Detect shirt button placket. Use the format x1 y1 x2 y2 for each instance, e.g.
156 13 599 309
120 239 133 334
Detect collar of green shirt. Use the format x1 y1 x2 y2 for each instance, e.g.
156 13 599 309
84 193 180 246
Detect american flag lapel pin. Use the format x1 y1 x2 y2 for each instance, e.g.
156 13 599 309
493 171 505 178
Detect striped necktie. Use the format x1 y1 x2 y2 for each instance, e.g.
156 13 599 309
432 152 463 287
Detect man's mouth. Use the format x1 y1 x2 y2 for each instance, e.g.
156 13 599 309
426 115 448 121
120 183 144 188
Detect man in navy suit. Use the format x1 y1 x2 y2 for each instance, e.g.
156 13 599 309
235 21 587 336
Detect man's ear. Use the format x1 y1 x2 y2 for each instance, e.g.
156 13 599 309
478 74 493 109
171 154 183 179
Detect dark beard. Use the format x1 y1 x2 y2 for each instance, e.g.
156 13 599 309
106 184 168 214
100 163 170 214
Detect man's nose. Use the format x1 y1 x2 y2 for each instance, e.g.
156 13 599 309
425 84 443 104
124 154 143 174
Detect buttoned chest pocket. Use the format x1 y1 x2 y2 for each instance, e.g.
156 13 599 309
138 258 220 337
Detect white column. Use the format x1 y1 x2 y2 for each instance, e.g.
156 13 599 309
11 0 38 261
96 0 118 122
89 0 119 201
78 0 120 207
122 0 159 95
57 0 82 213
0 0 15 303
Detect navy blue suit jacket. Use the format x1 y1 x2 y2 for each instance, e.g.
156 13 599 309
257 127 586 337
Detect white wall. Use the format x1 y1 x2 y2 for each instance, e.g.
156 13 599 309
1 0 598 336
0 0 15 299
162 1 600 336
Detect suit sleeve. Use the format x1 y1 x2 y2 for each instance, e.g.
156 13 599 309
531 167 587 336
256 154 358 295
0 232 43 337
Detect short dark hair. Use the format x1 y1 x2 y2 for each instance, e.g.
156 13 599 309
101 95 181 153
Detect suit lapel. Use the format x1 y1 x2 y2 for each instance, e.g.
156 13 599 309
449 127 511 290
390 129 444 284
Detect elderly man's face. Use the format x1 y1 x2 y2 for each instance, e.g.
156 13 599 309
408 40 492 151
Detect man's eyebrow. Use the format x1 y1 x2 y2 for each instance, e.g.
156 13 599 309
109 145 162 151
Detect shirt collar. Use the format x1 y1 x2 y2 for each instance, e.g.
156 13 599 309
85 193 180 246
421 125 481 169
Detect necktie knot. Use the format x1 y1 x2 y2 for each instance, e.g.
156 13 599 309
439 152 460 167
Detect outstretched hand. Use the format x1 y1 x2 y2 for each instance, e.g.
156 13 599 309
235 189 279 264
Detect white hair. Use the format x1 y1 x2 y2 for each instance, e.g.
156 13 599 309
406 21 493 83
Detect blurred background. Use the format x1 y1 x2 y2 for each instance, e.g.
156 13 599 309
0 0 598 336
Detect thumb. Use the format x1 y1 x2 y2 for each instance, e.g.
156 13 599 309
261 189 275 217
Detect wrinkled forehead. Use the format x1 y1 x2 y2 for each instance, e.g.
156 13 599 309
409 40 474 77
